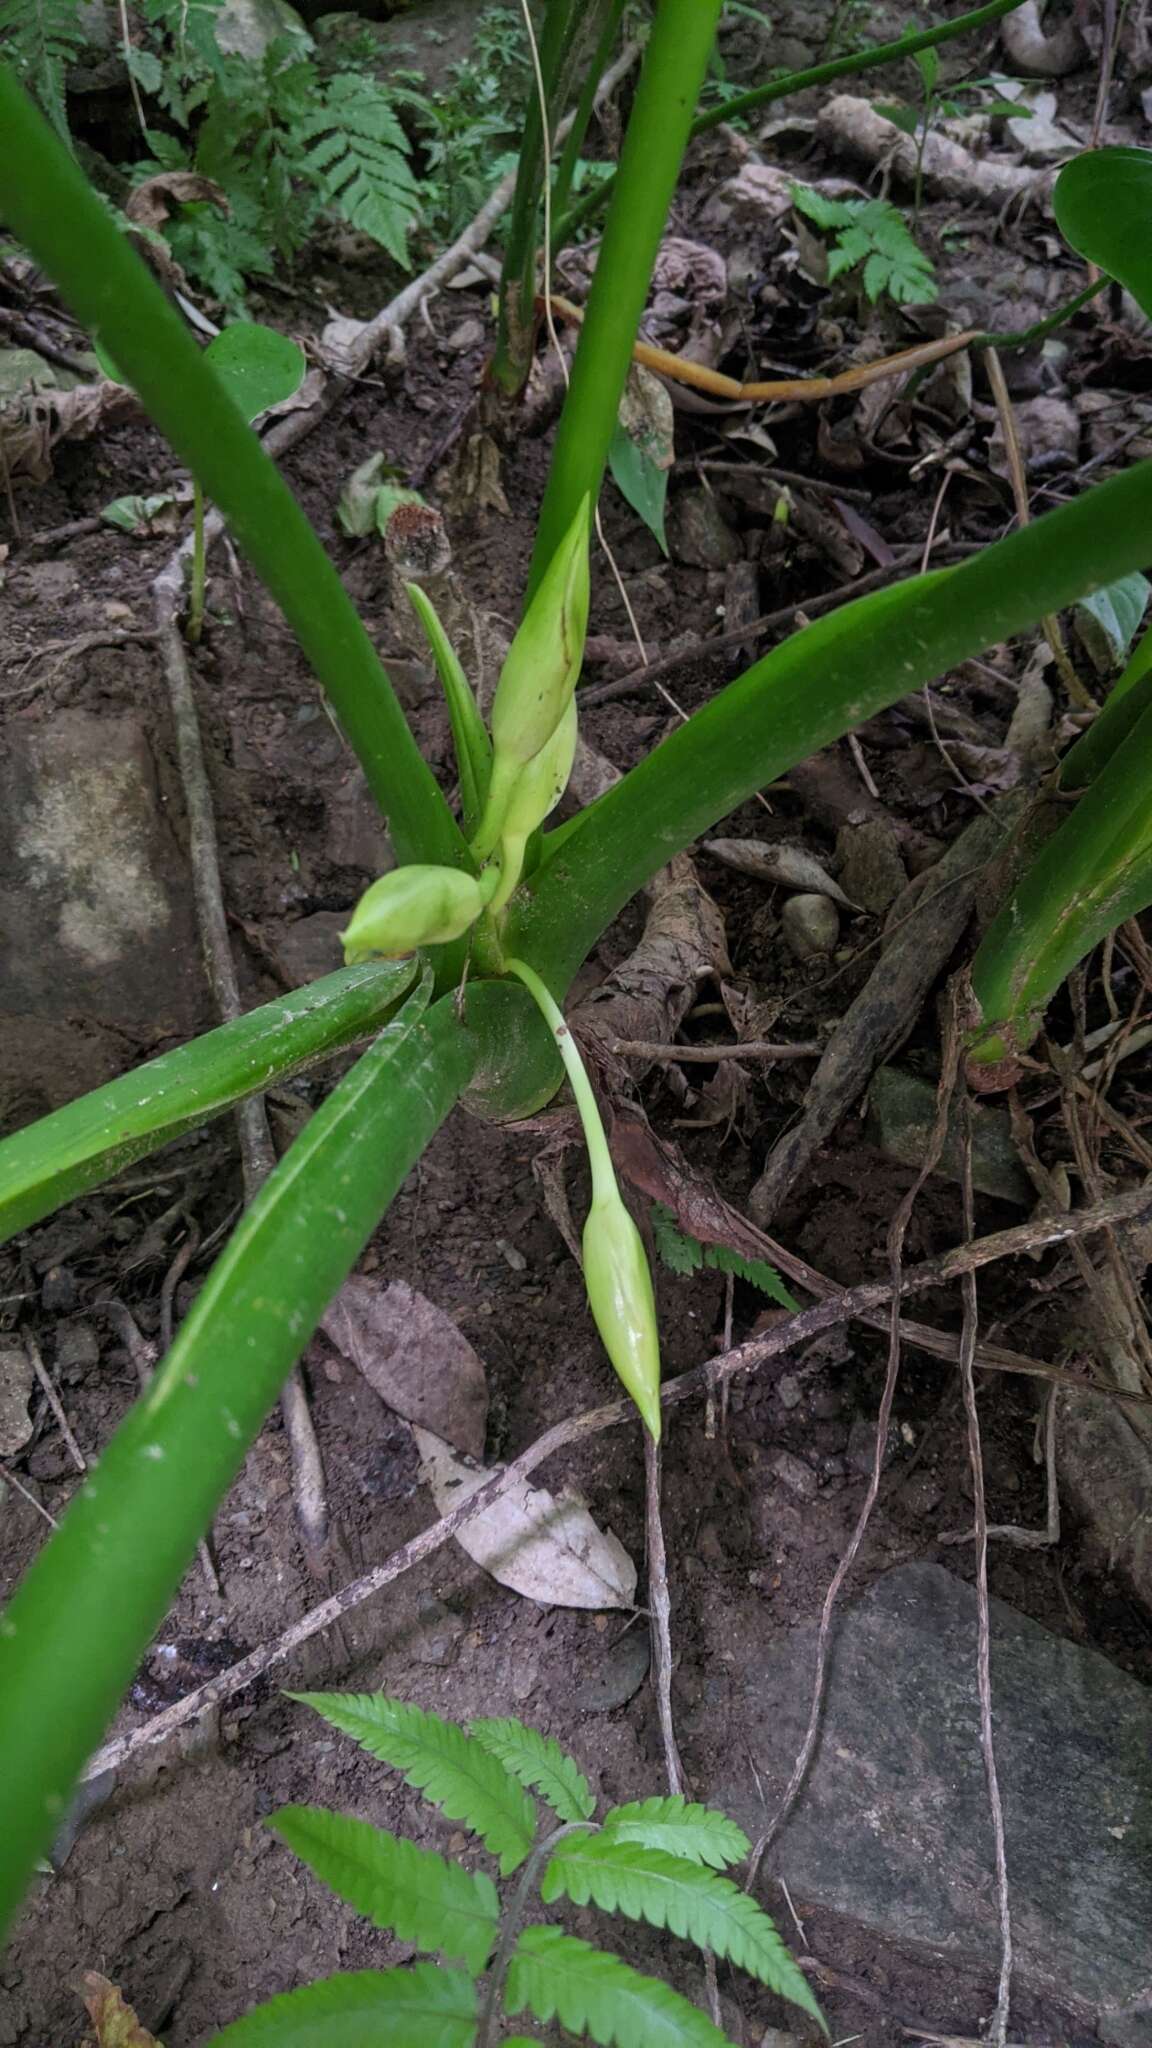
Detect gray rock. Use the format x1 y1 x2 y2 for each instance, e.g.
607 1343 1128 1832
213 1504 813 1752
834 819 907 915
707 1563 1152 2039
768 1448 817 1499
781 893 839 960
573 1623 651 1714
1059 1391 1152 1614
213 0 309 59
667 488 743 570
865 1066 1034 1206
0 1346 35 1457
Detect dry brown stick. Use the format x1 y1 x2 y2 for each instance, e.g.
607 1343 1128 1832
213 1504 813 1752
958 1106 1014 2048
644 1432 684 1798
748 988 968 1883
0 1461 59 1529
24 1331 86 1474
80 1183 1150 1783
611 1037 823 1064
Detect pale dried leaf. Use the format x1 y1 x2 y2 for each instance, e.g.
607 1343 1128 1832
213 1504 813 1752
705 837 858 908
322 1279 488 1459
413 1427 637 1609
80 1973 161 2048
125 173 229 230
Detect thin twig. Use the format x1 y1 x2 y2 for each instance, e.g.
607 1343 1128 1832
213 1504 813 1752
644 1430 684 1796
0 1462 59 1528
958 1103 1013 2048
80 1183 1150 1783
611 1037 823 1064
25 1332 85 1473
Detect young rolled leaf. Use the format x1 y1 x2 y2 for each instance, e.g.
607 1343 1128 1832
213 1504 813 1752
0 960 417 1246
541 1836 823 2024
469 1716 596 1824
407 582 492 838
270 1806 498 1975
600 1796 751 1870
489 696 579 915
506 1926 738 2048
341 865 497 962
968 692 1152 1066
0 62 464 873
0 987 473 1939
1054 146 1152 321
291 1693 537 1875
210 1964 478 2048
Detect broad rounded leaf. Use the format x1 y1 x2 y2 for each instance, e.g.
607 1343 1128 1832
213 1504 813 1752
1054 147 1152 319
203 321 306 424
209 1963 477 2046
290 1693 537 1874
507 1927 738 2048
270 1806 498 1975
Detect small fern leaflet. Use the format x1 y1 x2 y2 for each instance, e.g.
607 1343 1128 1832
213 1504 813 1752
506 1927 737 2047
0 0 87 141
270 1806 498 1975
541 1838 824 2024
470 1716 596 1824
293 73 420 266
209 1963 478 2047
291 1693 537 1874
600 1795 750 1869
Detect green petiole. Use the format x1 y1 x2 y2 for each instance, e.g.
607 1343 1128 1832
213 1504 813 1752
505 957 615 1202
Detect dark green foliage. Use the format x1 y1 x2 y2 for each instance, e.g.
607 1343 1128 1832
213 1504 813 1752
651 1205 799 1309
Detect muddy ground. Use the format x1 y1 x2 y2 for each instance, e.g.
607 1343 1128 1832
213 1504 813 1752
2 2 1152 2043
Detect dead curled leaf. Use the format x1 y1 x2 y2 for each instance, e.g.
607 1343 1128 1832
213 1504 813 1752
705 837 859 909
80 1973 161 2048
1 380 135 481
321 1278 488 1459
413 1427 637 1610
124 172 230 230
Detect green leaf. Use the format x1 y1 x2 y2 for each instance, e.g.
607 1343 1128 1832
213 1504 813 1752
100 491 177 533
609 419 668 552
914 45 939 93
296 73 421 266
1054 146 1152 321
291 1694 537 1874
210 1963 478 2046
1074 571 1151 673
203 320 306 425
271 1806 497 1975
790 181 855 229
541 1838 823 2025
705 1246 799 1310
469 1717 595 1824
407 582 492 838
0 960 418 1247
601 1796 750 1870
0 987 474 1934
651 1203 703 1277
506 1926 739 2047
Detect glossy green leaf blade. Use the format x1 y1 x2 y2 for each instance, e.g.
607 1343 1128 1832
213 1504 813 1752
541 1838 822 2024
506 1927 738 2047
970 693 1152 1056
600 1796 750 1870
270 1807 498 1974
515 457 1152 993
202 322 306 425
609 419 669 553
210 1964 478 2047
470 1716 596 1824
291 1693 537 1874
1054 147 1152 319
407 582 492 837
0 988 473 1940
1061 620 1152 789
0 961 417 1246
0 63 463 872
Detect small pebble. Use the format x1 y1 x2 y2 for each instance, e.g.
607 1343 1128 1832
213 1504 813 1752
776 1373 803 1411
768 1448 818 1500
781 893 840 960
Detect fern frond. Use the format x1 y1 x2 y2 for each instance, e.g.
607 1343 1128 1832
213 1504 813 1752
651 1204 703 1276
210 1963 477 2047
790 182 855 229
601 1796 750 1870
0 0 87 141
294 73 420 265
705 1246 799 1308
270 1805 498 1975
541 1838 824 2024
506 1927 737 2047
652 1205 798 1307
470 1716 596 1825
290 1693 537 1874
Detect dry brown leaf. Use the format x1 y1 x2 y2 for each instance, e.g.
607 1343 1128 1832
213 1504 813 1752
1 380 134 481
413 1426 637 1609
80 1973 161 2048
125 173 230 230
705 837 859 909
322 1279 488 1459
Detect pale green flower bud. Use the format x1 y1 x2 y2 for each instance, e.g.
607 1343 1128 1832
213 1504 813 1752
341 864 494 963
582 1193 662 1442
487 697 578 917
473 498 591 856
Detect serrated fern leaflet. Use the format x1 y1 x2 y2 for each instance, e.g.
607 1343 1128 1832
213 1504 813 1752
271 1806 498 1975
291 1693 537 1874
542 1837 823 2024
209 1963 477 2048
601 1795 750 1869
470 1716 596 1824
507 1926 738 2048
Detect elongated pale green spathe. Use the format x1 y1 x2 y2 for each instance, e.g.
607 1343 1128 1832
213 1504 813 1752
489 697 579 916
473 499 591 858
506 958 662 1439
342 864 498 962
